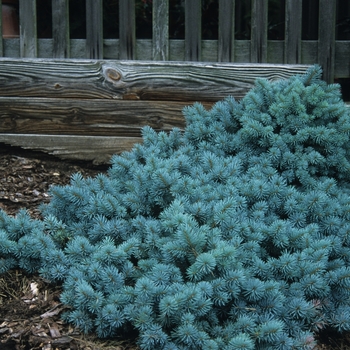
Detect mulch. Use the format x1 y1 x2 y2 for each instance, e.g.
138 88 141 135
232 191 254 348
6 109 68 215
0 144 349 349
0 145 139 350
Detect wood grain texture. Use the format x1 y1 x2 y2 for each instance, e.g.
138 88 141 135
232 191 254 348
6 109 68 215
251 0 267 63
152 0 169 60
218 0 235 62
0 134 142 164
119 0 136 60
0 59 311 163
1 38 349 79
0 4 3 56
19 0 37 58
185 0 201 61
0 59 310 100
52 0 70 58
0 97 192 135
284 0 302 64
86 0 103 59
318 0 336 83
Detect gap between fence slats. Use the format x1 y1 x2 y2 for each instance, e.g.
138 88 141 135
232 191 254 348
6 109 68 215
119 0 135 60
218 0 235 62
52 0 69 58
19 0 37 58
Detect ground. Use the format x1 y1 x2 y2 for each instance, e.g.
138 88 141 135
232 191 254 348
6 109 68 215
0 145 139 350
0 144 349 350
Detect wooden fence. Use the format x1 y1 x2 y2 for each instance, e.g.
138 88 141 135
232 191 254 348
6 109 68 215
0 0 349 83
0 0 348 163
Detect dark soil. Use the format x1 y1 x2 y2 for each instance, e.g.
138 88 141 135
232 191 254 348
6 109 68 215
0 144 349 350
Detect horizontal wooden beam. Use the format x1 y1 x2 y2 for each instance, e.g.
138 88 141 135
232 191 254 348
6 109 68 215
0 134 142 164
0 59 312 163
0 97 194 136
2 39 349 78
0 59 310 101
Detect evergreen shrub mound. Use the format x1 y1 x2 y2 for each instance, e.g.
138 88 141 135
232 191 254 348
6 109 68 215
2 65 350 349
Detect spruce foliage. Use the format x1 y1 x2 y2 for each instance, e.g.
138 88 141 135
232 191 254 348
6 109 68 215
2 65 350 348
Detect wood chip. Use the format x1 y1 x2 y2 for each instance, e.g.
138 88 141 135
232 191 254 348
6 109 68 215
48 323 61 338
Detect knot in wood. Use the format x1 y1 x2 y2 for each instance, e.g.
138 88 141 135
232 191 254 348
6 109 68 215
106 68 121 81
0 114 17 130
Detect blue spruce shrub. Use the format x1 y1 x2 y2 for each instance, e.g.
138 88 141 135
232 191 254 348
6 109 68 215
2 65 350 348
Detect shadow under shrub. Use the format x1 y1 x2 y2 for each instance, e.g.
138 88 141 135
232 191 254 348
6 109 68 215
1 66 350 349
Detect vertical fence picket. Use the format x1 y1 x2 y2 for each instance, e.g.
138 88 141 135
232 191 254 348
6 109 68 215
86 0 103 59
218 0 235 62
250 0 267 63
284 0 301 64
152 0 169 60
52 0 70 58
318 0 336 83
185 0 201 61
119 0 136 60
19 0 37 57
0 5 3 56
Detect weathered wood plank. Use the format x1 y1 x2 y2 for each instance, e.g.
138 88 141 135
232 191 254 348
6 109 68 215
234 40 250 62
70 38 86 58
202 40 218 62
218 0 235 62
16 37 350 75
0 59 310 100
119 0 136 60
301 40 317 64
19 0 37 58
1 39 349 79
250 0 267 63
2 38 20 57
335 41 350 78
0 98 193 136
104 39 120 59
185 0 201 61
0 4 3 56
268 41 284 63
284 0 302 64
52 0 70 58
86 0 103 59
0 134 142 164
318 0 336 83
152 0 169 60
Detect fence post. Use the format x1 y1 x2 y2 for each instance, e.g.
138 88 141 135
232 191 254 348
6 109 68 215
19 0 37 58
318 0 336 83
218 0 235 62
250 0 267 63
119 0 136 60
52 0 70 58
152 0 169 60
284 0 302 64
185 0 201 61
